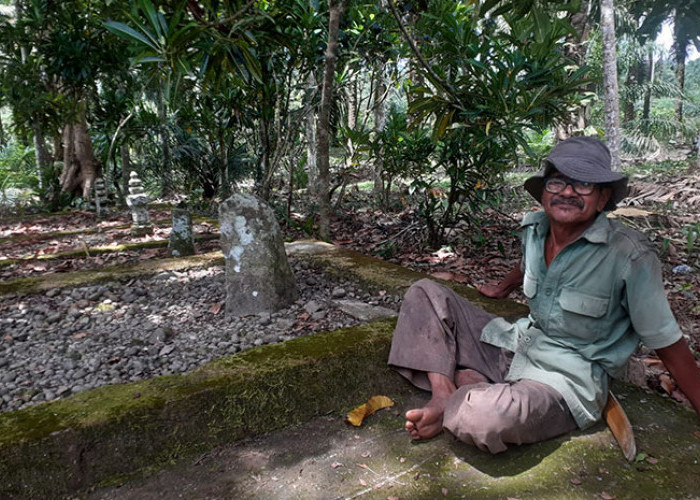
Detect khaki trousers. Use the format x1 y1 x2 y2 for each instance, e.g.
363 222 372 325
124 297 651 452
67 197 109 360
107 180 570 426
388 279 577 454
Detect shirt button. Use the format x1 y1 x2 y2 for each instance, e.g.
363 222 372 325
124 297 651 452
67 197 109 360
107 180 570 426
545 288 552 296
524 336 531 342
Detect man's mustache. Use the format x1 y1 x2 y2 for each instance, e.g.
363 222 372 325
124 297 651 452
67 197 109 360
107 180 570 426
551 196 584 209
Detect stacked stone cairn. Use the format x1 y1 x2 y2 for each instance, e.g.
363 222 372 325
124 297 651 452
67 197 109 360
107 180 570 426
219 193 299 316
126 171 152 235
168 204 196 257
92 177 108 217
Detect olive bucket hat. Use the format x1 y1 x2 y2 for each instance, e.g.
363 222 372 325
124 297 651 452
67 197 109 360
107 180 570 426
524 136 628 212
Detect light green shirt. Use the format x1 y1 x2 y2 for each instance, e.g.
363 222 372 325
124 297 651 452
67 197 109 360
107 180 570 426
481 210 682 428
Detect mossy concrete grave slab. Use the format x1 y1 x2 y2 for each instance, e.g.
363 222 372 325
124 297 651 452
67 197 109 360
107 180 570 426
87 383 700 500
1 240 698 499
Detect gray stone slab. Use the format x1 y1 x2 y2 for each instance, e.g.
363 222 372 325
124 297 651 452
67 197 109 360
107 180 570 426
335 299 398 321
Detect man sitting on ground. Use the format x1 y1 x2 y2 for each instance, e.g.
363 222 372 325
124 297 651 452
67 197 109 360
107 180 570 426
388 136 700 453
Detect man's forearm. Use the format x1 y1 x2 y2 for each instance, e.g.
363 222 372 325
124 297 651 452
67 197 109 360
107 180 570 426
477 266 524 299
656 338 700 418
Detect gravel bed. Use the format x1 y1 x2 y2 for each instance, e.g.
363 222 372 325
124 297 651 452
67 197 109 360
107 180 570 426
0 258 402 414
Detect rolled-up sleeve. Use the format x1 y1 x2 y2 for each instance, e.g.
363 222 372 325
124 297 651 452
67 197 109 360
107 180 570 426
622 249 682 350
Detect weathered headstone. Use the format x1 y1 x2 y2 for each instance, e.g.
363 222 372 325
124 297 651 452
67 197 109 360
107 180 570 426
168 206 195 257
126 171 152 235
219 193 298 316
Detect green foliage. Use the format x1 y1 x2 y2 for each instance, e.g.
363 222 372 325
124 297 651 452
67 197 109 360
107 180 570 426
0 142 38 197
682 222 700 254
391 0 590 247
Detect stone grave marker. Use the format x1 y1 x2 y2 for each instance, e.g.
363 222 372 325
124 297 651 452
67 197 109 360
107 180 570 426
219 193 298 316
168 206 196 257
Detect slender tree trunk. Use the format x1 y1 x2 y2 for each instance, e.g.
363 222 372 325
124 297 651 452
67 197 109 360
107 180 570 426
157 84 173 197
316 0 347 241
642 52 655 120
218 131 230 199
600 0 622 170
673 14 686 124
372 61 387 204
345 72 357 173
121 142 131 204
305 73 318 199
0 112 6 147
32 118 52 201
622 63 638 124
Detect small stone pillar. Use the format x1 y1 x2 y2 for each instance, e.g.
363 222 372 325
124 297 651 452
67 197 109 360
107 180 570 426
219 193 298 316
93 177 107 217
168 206 195 257
126 171 152 235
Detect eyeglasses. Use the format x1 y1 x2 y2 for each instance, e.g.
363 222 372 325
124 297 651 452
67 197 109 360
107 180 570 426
544 177 596 196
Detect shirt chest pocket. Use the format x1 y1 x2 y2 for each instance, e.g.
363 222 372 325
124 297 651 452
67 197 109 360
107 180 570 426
557 287 610 339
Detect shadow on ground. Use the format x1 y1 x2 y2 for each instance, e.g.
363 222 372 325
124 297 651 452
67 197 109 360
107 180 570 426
87 381 700 500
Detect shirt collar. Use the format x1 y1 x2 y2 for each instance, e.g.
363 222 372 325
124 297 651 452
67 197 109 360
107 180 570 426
524 210 611 244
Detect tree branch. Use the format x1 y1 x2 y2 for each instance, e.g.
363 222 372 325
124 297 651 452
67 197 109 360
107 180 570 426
386 0 464 109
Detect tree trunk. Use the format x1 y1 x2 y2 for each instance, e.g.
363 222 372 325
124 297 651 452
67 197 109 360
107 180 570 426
305 72 318 200
121 142 131 204
556 0 593 140
622 65 636 124
157 85 173 197
0 112 6 147
372 61 387 205
59 106 100 198
31 117 52 202
673 14 686 124
316 0 347 241
642 52 655 121
600 0 621 170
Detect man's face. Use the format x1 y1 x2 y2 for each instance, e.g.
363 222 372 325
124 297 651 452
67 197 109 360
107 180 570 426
541 172 612 226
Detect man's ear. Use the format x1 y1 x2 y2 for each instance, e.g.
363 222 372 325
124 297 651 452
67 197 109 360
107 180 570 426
597 187 612 212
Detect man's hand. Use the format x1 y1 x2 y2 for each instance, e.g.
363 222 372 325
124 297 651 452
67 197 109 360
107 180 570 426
476 283 514 299
656 337 700 419
476 266 524 300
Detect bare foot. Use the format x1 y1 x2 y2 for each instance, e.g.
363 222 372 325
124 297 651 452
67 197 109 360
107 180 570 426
405 372 456 440
455 368 488 388
405 401 446 440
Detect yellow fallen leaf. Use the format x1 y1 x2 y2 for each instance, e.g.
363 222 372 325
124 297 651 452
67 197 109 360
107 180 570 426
346 395 394 427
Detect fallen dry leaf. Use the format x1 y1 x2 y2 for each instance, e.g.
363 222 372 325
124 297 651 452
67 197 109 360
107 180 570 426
659 373 675 395
694 431 700 439
646 456 659 465
331 462 343 469
359 479 368 487
209 302 224 315
346 395 394 427
600 492 616 500
570 478 582 485
73 332 89 339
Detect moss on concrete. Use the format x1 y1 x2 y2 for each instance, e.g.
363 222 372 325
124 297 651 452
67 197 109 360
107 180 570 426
0 250 224 297
0 319 404 499
288 241 529 321
0 233 219 268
